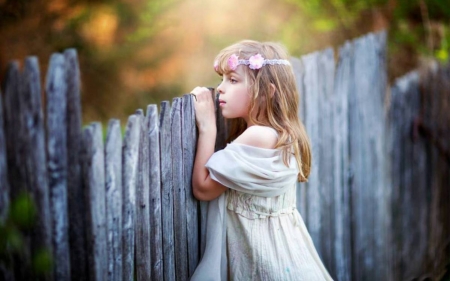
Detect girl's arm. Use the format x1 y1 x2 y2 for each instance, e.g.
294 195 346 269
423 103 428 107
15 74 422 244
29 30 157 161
190 87 227 201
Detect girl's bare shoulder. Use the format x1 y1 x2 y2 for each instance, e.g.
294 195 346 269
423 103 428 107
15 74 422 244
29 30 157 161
232 125 278 149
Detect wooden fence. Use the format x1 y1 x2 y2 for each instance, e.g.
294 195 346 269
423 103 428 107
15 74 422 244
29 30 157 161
0 31 449 281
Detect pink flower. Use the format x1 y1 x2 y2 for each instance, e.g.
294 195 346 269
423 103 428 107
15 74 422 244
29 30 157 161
214 60 219 71
248 54 264 69
227 54 239 70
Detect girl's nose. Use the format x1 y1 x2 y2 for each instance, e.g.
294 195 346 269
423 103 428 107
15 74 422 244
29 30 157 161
217 82 224 94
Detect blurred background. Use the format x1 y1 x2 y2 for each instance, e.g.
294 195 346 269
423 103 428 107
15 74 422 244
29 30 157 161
0 0 449 124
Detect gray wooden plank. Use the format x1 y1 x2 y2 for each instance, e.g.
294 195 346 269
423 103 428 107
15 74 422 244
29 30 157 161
0 91 8 223
350 32 389 281
147 104 163 280
45 53 71 280
160 101 175 281
135 109 152 280
332 41 352 281
122 114 141 281
82 123 107 281
105 119 123 281
182 94 199 277
171 97 188 280
64 49 88 281
317 47 335 275
22 57 53 281
300 51 322 254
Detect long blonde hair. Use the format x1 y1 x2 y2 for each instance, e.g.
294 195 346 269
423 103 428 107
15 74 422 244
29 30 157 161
214 40 311 182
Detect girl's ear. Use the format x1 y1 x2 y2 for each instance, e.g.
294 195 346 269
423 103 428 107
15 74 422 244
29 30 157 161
269 83 276 99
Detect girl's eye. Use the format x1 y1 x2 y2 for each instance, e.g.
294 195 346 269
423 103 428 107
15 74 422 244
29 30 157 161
231 79 237 84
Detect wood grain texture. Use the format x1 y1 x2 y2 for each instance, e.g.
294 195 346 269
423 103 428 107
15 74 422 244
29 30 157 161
64 49 88 281
160 101 175 281
105 119 123 281
122 115 141 281
182 94 199 277
45 53 71 280
135 109 152 280
82 123 107 281
147 104 163 280
171 98 188 281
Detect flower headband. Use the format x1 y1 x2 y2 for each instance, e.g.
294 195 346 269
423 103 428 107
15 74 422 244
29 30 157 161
214 53 290 71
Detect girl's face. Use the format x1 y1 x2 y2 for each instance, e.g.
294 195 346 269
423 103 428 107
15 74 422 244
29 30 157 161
216 66 252 124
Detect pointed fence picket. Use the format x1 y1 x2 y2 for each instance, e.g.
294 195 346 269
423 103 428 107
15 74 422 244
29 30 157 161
0 31 449 281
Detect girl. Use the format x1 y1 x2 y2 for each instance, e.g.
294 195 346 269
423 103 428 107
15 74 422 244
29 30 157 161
190 40 333 281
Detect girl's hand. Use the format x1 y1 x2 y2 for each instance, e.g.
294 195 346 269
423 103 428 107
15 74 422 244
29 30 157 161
190 87 216 133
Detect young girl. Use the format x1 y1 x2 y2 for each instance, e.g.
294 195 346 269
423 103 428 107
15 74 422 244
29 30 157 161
190 40 333 280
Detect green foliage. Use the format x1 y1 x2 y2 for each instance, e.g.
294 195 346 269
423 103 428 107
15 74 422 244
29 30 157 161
0 192 53 277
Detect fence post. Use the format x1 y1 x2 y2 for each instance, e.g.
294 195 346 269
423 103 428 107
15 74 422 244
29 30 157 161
82 123 107 281
64 49 88 281
182 94 199 277
105 119 123 281
122 114 141 281
171 97 188 280
147 104 163 280
135 109 152 280
46 53 71 280
160 101 175 281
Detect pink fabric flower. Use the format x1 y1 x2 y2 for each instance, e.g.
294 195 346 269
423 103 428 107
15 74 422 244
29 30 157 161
227 54 239 70
248 54 264 70
214 60 219 71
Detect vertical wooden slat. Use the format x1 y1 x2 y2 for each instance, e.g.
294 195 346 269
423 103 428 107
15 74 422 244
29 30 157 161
350 32 389 281
45 53 71 280
135 109 151 280
122 114 141 281
171 97 188 280
332 41 352 281
22 57 53 281
182 94 199 277
147 104 163 280
64 49 87 281
160 100 175 281
300 51 323 253
82 123 107 281
105 119 123 281
0 92 8 222
317 47 335 275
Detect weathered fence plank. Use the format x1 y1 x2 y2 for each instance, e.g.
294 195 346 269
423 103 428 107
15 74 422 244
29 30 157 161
22 57 53 281
147 104 163 280
160 101 175 281
300 51 324 258
82 123 107 281
349 32 389 281
135 109 151 280
182 94 199 277
45 53 71 280
122 115 141 281
171 97 188 280
105 119 123 281
64 49 87 281
332 41 352 281
0 93 8 223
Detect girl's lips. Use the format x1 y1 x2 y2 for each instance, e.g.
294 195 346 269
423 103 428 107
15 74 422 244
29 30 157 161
219 100 226 105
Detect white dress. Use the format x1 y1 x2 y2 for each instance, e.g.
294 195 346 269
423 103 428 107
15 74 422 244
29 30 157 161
191 142 333 281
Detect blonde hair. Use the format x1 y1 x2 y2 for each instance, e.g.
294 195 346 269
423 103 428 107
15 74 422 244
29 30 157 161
214 40 311 182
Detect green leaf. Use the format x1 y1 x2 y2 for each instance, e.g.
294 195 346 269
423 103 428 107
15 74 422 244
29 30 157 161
313 19 336 32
